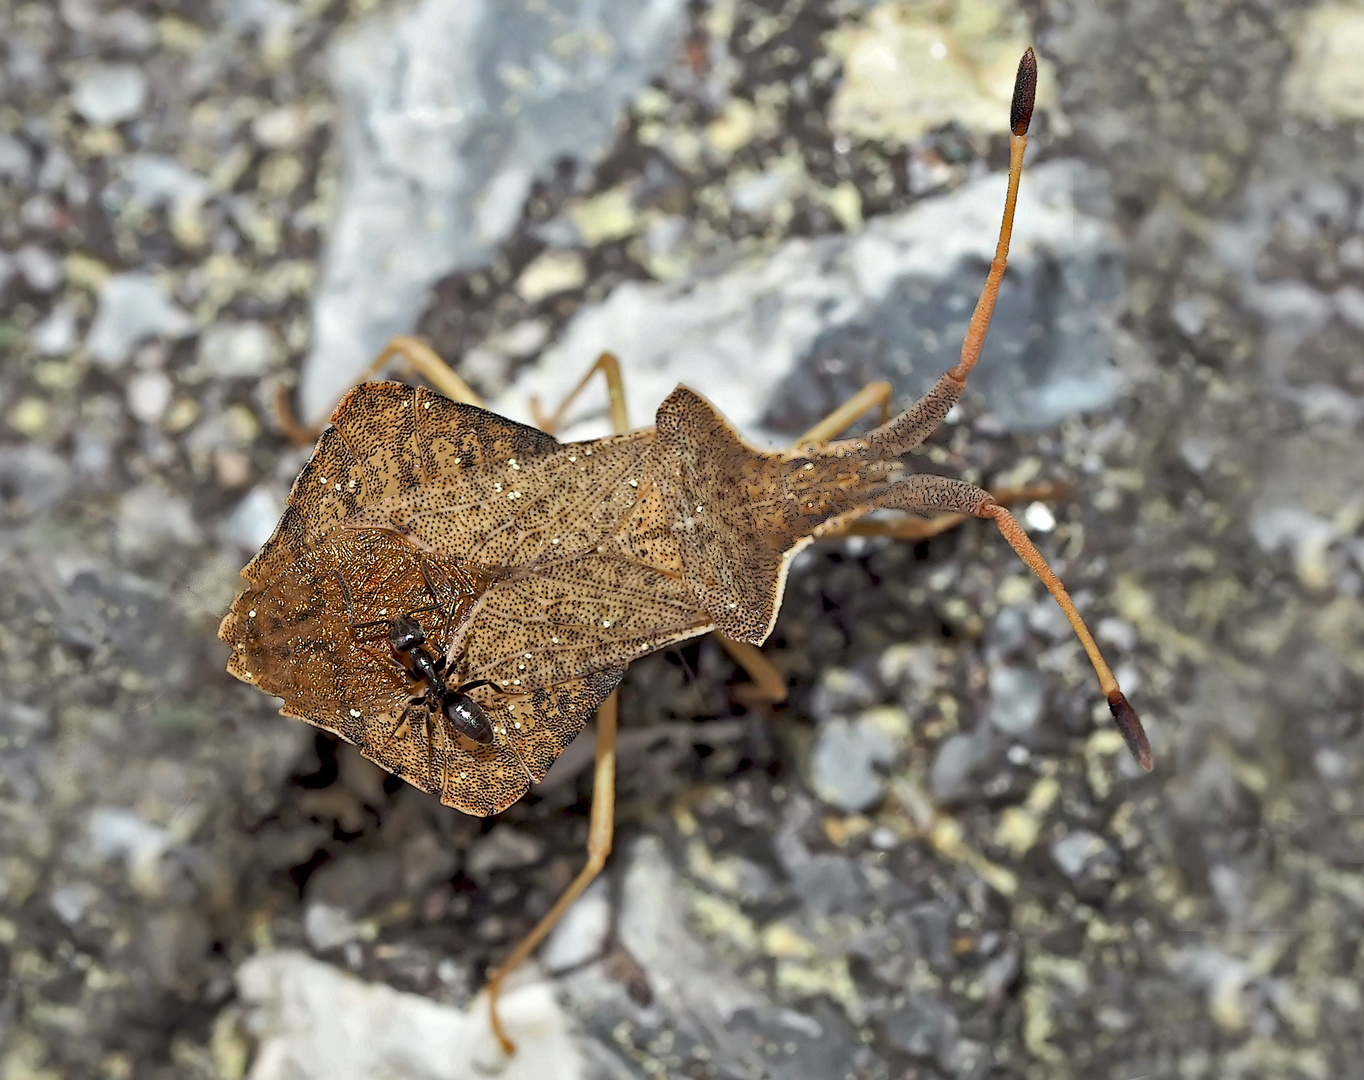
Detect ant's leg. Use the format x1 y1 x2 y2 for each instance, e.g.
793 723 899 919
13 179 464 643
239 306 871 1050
275 335 486 444
335 569 398 639
486 690 618 1055
530 352 628 437
877 473 1152 771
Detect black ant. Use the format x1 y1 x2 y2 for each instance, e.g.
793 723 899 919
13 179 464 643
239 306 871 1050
335 565 533 784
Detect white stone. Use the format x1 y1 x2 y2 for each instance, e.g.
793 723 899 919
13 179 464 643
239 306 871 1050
235 951 581 1080
72 63 149 125
299 0 690 423
127 370 172 424
1283 4 1364 121
31 303 79 355
197 321 277 379
498 161 1123 443
87 273 194 369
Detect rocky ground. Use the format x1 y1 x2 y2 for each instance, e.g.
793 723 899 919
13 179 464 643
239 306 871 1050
2 1 1362 1078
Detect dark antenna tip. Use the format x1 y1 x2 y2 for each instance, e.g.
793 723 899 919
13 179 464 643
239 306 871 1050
1010 47 1038 137
1107 690 1153 771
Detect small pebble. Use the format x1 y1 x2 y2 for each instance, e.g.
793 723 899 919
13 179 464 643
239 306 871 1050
31 303 79 355
987 663 1044 735
72 64 149 125
87 273 194 369
222 486 285 552
808 711 900 813
303 903 361 951
466 824 546 881
127 371 172 425
15 245 63 292
1051 830 1112 879
197 321 277 379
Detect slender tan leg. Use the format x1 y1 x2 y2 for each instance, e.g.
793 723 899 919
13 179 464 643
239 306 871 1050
717 634 788 704
274 335 487 444
359 335 487 407
486 684 618 1054
794 380 893 447
484 354 631 1054
531 351 629 437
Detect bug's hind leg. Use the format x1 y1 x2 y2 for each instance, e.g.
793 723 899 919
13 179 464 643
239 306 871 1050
276 336 487 444
485 691 618 1055
530 351 629 437
717 635 788 704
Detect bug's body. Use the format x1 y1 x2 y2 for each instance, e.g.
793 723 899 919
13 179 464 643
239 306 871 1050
218 50 1151 1055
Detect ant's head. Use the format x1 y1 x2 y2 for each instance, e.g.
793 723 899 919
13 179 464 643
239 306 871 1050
389 614 426 653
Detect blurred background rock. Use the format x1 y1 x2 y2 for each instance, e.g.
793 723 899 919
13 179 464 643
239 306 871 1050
1 0 1361 1077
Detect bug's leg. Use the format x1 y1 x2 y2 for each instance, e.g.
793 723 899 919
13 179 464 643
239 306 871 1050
791 381 895 447
878 474 1152 771
358 335 487 406
275 336 486 444
529 352 629 437
716 635 788 704
486 690 618 1055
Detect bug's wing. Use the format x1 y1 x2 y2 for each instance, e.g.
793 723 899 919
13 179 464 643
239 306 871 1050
229 381 562 592
456 553 714 692
220 531 452 794
220 382 581 813
447 666 626 817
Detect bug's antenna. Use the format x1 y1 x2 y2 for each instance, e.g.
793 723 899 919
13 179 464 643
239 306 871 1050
950 46 1035 388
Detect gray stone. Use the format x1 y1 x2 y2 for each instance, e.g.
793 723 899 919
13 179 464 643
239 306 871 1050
87 273 194 369
930 729 993 802
499 161 1125 441
808 713 898 813
1051 829 1114 880
986 662 1045 735
299 0 691 423
14 244 63 292
883 996 958 1061
305 852 402 915
465 823 546 881
196 321 277 379
71 63 148 125
0 135 32 180
49 881 101 927
0 445 73 515
222 486 285 553
115 483 202 558
809 667 878 721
